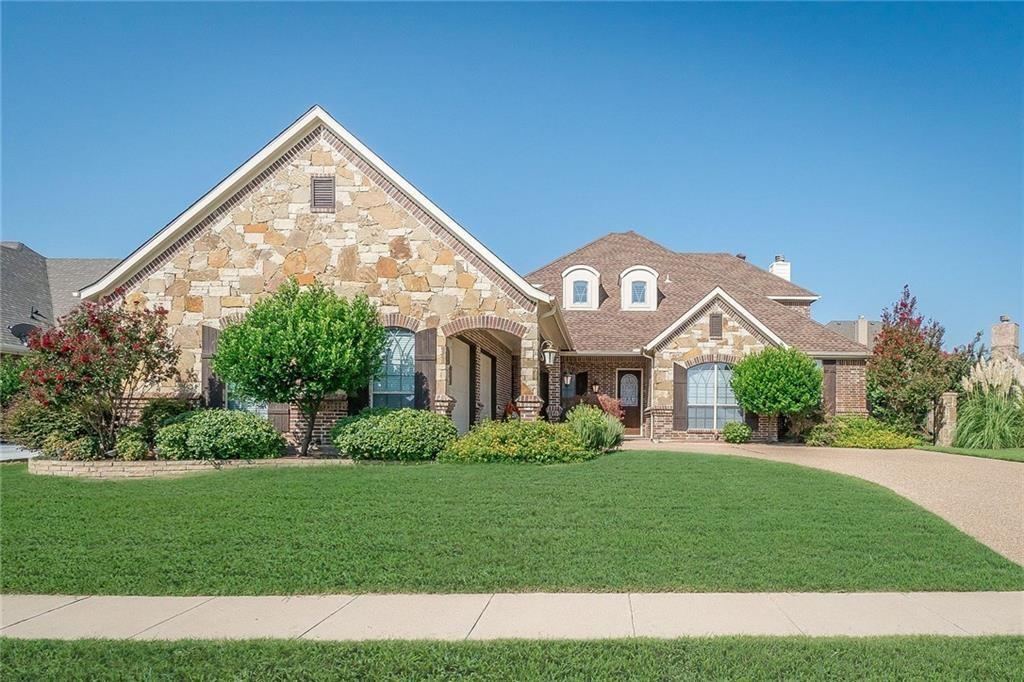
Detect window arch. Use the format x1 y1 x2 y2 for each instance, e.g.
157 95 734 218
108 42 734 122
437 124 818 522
619 265 658 311
372 327 416 408
561 265 600 310
687 362 743 430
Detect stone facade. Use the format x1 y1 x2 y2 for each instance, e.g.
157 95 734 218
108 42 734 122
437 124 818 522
119 128 541 431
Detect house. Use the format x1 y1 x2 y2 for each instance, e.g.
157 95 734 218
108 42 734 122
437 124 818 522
77 106 868 444
826 316 882 350
1 242 119 355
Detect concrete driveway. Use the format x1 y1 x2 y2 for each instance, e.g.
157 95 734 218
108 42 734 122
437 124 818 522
623 440 1024 566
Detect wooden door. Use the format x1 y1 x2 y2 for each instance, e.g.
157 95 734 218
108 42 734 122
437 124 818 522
618 370 642 432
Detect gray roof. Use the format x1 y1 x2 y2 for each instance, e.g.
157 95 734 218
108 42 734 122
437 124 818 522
825 319 883 349
0 242 118 353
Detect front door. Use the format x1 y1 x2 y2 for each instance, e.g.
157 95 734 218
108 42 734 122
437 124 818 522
448 337 471 434
617 369 642 433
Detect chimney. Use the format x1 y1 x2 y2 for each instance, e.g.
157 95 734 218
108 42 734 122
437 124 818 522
768 254 791 282
856 315 869 346
991 315 1020 362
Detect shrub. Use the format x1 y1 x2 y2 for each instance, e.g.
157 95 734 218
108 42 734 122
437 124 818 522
23 298 180 451
331 408 457 461
0 356 26 408
41 432 101 460
154 410 285 460
139 398 193 443
565 405 624 451
731 347 822 418
954 390 1024 450
722 421 752 444
1 399 89 450
115 426 150 461
806 415 917 449
438 420 597 464
561 392 624 420
212 280 387 455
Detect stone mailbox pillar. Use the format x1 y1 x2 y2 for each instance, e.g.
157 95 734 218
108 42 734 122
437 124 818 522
936 391 958 447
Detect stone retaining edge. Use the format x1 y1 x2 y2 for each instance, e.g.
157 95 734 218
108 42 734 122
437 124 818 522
27 457 352 479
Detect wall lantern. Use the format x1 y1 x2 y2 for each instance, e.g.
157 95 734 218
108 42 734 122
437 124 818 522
591 381 600 394
562 371 574 386
541 341 558 367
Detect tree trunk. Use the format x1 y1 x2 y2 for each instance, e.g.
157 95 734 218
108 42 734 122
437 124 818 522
299 401 320 457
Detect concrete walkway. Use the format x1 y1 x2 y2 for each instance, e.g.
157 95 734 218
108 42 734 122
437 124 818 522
2 592 1022 640
622 441 1024 565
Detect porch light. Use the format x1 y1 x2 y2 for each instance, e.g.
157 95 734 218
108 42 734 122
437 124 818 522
541 341 558 367
591 381 600 394
562 371 573 386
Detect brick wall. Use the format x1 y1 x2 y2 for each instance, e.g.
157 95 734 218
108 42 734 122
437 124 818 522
457 329 515 423
290 396 348 448
836 360 868 414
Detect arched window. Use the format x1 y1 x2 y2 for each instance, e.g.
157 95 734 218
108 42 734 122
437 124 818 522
561 265 600 310
619 265 658 311
687 362 743 430
372 327 416 408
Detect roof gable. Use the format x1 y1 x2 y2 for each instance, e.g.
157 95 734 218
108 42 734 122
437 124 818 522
80 106 551 306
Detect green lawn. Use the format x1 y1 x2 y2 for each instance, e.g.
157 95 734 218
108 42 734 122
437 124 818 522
1 452 1021 595
2 638 1022 681
917 444 1024 463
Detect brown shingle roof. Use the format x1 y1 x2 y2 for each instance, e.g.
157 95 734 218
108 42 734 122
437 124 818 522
527 231 866 355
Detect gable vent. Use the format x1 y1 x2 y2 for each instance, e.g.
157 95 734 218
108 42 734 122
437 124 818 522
311 176 335 212
709 312 723 339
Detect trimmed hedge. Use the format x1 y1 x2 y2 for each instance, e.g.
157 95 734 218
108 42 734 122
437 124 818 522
115 426 150 461
806 415 917 449
439 420 598 464
139 398 192 443
722 421 752 444
565 405 624 452
1 399 89 451
154 409 285 460
331 408 457 461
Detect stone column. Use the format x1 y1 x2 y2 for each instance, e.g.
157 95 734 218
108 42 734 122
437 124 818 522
936 391 958 447
991 315 1020 362
518 326 540 398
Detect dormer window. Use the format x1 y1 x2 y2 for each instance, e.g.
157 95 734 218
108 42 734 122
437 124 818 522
619 265 658 311
561 265 600 310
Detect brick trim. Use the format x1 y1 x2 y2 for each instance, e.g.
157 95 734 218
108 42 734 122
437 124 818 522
440 315 527 339
105 128 323 302
680 352 741 370
322 128 537 312
379 312 423 332
652 297 775 352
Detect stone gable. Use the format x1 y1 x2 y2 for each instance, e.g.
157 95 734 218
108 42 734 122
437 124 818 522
123 131 538 390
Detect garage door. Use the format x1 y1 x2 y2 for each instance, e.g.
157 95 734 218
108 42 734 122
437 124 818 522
448 337 471 434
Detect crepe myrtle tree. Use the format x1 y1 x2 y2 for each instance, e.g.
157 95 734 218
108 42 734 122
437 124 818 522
212 279 387 456
23 296 180 452
730 347 823 419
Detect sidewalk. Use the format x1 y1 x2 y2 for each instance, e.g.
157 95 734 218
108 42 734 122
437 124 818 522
3 592 1021 640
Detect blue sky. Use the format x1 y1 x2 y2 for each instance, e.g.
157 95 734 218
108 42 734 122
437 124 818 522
2 2 1020 346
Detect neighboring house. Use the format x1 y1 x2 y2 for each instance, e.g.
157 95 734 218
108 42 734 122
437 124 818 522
76 106 868 444
826 316 882 350
0 242 119 355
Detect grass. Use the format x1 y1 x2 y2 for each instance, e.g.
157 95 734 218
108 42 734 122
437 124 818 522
2 638 1023 681
917 444 1024 463
1 451 1022 594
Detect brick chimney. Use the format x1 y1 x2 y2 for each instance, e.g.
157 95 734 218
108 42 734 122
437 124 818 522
991 315 1020 361
768 254 791 282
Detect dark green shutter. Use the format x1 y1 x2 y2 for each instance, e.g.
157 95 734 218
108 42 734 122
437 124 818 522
200 325 225 408
673 363 687 431
414 328 436 409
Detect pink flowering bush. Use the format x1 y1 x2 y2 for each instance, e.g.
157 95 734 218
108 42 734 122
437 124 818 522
23 296 180 453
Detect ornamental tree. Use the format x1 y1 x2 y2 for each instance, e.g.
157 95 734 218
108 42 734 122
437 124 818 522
730 347 823 418
23 298 180 451
212 279 386 456
866 286 957 434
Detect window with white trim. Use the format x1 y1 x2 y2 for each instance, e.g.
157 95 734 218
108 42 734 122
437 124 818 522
561 265 600 310
371 328 416 408
619 265 658 311
687 362 743 430
227 384 268 418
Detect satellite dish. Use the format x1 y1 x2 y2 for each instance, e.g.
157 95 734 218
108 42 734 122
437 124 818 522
8 323 39 345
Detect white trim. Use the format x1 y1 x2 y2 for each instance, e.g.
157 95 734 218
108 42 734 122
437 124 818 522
767 295 821 303
618 265 659 281
643 287 788 351
560 264 599 278
561 350 644 357
1 343 31 355
806 351 870 359
561 265 599 310
79 106 551 304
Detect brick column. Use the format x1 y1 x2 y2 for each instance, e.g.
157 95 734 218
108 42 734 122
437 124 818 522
516 394 544 422
936 391 957 447
433 394 456 420
753 414 778 442
546 350 562 422
645 407 673 441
